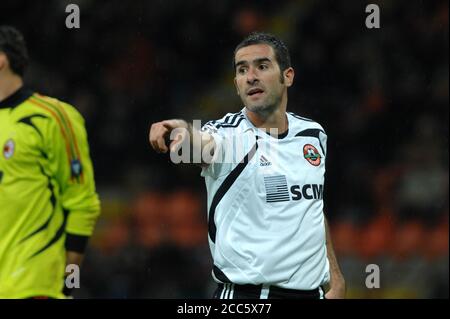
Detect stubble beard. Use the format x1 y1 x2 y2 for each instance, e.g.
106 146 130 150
245 90 282 119
244 73 285 119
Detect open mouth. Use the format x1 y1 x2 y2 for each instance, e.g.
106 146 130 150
247 88 264 97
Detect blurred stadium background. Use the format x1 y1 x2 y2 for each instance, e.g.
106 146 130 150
1 0 448 298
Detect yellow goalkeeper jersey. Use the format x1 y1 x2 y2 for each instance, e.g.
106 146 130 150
0 87 100 299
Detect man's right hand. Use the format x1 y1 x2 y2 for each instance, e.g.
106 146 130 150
149 119 189 153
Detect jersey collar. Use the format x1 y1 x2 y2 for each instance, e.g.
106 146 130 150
242 107 290 139
0 86 33 109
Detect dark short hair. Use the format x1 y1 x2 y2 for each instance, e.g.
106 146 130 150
0 26 29 77
233 32 291 72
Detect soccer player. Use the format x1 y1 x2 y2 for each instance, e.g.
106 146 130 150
0 26 100 299
149 32 345 299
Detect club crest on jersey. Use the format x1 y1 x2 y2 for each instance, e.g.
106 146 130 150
303 144 321 166
3 139 15 159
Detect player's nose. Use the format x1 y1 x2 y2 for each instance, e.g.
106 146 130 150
246 67 259 84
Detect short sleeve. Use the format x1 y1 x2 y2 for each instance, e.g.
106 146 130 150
200 121 233 179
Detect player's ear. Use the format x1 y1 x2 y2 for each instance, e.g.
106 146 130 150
283 67 295 87
0 53 7 72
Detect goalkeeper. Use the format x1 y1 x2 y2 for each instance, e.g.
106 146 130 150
0 26 100 299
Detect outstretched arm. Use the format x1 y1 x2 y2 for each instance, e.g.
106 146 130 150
324 217 346 299
149 119 215 165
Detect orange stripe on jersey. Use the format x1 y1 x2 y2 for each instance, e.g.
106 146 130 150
40 96 84 183
28 98 73 169
59 106 84 183
33 94 85 183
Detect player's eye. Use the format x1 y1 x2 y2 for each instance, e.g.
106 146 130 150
259 64 269 70
237 67 247 75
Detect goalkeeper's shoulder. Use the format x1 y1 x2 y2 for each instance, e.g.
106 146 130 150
35 93 86 125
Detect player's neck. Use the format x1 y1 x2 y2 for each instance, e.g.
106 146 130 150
246 100 288 136
0 74 23 102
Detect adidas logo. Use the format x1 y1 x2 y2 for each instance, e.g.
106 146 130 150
260 155 272 166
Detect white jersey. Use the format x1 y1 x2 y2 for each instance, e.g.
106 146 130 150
201 108 330 290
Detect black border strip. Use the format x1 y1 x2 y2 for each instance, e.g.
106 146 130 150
295 129 326 156
208 141 258 243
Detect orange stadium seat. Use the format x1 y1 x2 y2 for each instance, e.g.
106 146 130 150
357 213 395 260
166 190 206 248
330 220 359 257
131 192 168 248
390 220 426 261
